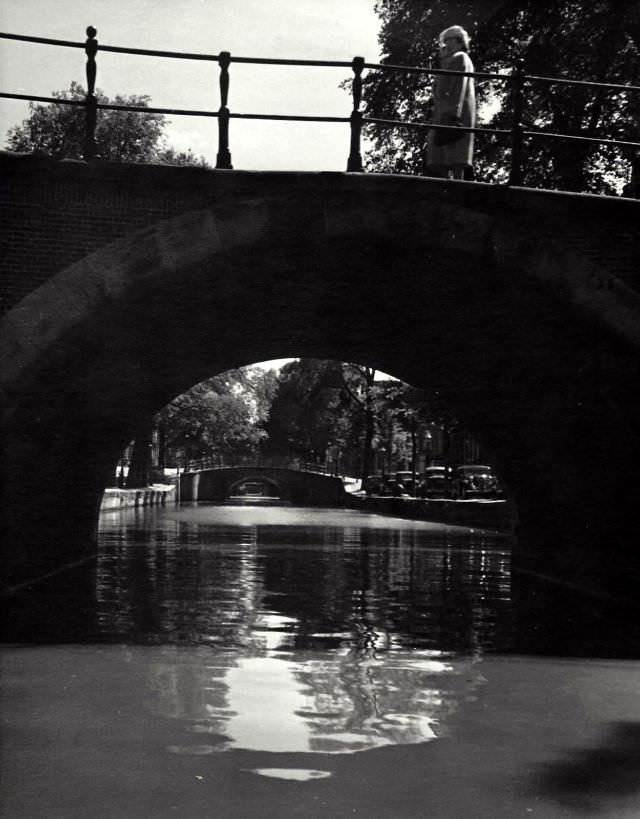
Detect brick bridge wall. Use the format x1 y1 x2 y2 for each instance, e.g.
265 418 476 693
2 152 640 655
2 151 640 317
1 153 256 312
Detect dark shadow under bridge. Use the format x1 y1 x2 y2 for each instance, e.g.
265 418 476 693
2 154 640 655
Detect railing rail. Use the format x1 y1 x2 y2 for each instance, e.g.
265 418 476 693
182 454 339 476
1 28 639 188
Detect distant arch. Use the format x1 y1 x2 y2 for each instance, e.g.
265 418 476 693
227 476 283 499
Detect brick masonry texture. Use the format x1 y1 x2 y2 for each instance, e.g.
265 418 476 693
2 151 640 317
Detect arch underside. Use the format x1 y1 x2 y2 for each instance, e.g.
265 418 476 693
228 476 283 499
2 186 640 654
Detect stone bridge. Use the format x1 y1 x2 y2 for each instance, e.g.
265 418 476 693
2 151 640 652
180 467 346 505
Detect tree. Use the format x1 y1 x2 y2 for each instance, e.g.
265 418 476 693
373 381 430 479
339 364 379 480
262 359 349 464
123 367 275 486
363 1 640 193
154 145 210 168
263 359 446 481
5 81 209 166
236 366 280 429
157 367 277 465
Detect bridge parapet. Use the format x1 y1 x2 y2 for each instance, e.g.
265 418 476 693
1 29 639 190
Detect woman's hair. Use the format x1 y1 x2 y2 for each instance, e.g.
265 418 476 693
439 25 471 52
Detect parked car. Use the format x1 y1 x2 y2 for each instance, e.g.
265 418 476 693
362 475 385 495
394 471 418 496
418 466 450 498
362 472 418 497
450 465 500 499
382 475 412 497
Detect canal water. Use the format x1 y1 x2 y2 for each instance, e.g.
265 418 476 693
2 503 640 818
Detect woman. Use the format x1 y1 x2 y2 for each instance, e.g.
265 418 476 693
425 25 476 180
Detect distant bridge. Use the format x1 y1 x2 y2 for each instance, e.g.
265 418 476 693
178 455 349 505
179 462 347 506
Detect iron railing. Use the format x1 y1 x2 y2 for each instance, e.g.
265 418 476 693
181 454 338 476
1 28 639 188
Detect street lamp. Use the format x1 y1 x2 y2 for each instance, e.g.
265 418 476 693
424 430 433 467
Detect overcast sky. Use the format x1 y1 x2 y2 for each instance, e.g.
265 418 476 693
1 1 384 373
1 0 382 170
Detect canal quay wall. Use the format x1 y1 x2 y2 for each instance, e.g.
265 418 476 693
99 483 515 532
100 485 175 511
347 495 518 533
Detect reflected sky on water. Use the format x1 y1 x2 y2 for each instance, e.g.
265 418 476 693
149 646 485 756
93 503 511 755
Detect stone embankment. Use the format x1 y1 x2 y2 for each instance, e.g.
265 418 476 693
100 484 176 511
347 495 517 533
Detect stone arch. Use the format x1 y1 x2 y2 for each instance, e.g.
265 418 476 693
2 181 640 653
227 476 284 500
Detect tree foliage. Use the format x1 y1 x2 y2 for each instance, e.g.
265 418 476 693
157 367 278 462
336 363 376 478
262 359 447 479
139 358 475 482
262 359 350 463
364 1 640 192
5 81 209 166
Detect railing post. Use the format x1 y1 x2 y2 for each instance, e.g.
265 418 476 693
347 56 365 172
508 58 526 186
216 51 233 169
83 26 98 161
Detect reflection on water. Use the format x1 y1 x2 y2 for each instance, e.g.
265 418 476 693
249 768 333 781
94 503 511 754
97 504 512 653
145 646 485 755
